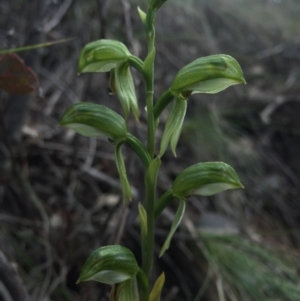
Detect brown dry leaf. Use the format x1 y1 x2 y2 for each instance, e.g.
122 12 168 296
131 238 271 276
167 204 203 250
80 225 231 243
0 53 39 95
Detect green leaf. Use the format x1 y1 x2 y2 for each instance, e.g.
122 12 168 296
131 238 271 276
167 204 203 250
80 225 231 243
59 102 128 141
172 162 244 199
159 200 185 257
115 142 133 203
77 245 139 285
78 39 130 73
149 273 165 301
170 54 246 96
159 97 187 157
115 62 139 120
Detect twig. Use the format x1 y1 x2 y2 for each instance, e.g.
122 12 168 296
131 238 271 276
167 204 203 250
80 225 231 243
95 0 110 39
39 66 80 104
0 214 42 227
83 137 97 169
15 165 53 300
42 0 74 33
112 205 129 245
0 108 53 300
0 251 31 301
216 276 226 301
36 140 114 161
81 166 138 198
120 0 135 53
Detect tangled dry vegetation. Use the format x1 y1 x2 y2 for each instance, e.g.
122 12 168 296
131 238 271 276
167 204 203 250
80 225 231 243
1 0 300 300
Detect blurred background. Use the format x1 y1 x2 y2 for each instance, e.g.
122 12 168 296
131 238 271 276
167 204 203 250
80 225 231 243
1 0 300 300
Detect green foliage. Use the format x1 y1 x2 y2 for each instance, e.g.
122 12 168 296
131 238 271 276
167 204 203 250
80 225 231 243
159 97 187 156
77 245 139 285
114 62 139 120
149 273 165 301
172 162 243 198
59 102 128 141
199 234 300 301
60 1 246 300
78 40 131 73
159 199 185 257
110 278 139 301
170 54 245 97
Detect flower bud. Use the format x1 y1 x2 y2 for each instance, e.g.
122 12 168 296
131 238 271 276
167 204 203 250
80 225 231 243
77 245 139 285
172 162 243 198
59 102 128 142
170 54 246 97
78 40 131 73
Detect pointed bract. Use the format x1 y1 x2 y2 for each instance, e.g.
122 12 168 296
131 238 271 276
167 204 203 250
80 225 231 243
115 62 139 120
149 273 165 301
159 200 185 257
115 142 133 203
137 6 147 25
159 98 187 157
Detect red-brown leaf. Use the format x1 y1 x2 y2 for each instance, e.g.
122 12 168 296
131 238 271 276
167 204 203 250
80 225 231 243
0 53 39 95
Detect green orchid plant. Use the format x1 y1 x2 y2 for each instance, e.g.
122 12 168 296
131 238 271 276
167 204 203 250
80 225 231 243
59 1 246 300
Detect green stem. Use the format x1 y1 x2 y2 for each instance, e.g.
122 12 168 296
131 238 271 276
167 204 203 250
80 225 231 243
145 7 156 158
143 158 161 278
154 190 174 219
153 90 174 120
128 55 144 74
146 90 155 158
141 6 157 285
126 134 151 168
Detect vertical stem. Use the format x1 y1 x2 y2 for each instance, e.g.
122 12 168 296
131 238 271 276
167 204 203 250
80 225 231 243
145 8 156 158
144 170 155 278
143 158 161 279
146 90 155 158
143 6 157 284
